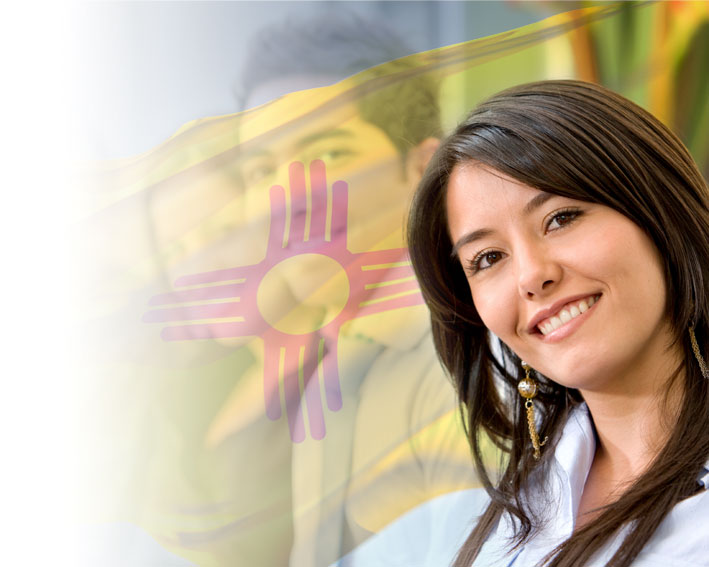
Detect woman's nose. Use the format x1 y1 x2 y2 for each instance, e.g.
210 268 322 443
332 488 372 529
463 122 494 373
515 243 562 299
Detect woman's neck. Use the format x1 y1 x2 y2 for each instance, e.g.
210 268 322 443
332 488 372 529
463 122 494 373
574 338 685 527
583 365 683 476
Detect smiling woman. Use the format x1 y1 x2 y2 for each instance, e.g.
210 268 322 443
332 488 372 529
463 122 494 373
405 81 709 566
446 165 672 395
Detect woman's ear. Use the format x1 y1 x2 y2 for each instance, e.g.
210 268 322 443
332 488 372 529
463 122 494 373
406 137 440 181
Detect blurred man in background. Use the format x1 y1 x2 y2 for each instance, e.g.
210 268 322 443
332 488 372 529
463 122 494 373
144 11 477 567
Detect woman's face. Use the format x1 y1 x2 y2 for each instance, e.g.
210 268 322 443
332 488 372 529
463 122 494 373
446 164 675 393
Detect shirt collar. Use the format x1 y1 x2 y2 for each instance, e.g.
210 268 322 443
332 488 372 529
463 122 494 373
698 461 709 489
497 405 596 541
553 405 596 492
549 404 596 531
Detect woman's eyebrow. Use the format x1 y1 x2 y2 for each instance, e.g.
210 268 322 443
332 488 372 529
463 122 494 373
450 228 493 258
450 192 556 258
523 192 555 214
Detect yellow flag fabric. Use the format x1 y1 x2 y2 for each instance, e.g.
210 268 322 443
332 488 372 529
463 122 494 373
76 3 709 566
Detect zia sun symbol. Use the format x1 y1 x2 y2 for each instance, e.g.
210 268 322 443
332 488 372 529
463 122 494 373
143 160 423 442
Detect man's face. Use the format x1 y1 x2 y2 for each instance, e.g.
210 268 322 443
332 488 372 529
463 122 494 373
150 90 423 307
240 113 414 251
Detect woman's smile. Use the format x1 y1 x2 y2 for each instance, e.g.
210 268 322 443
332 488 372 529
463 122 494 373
529 293 601 340
446 164 673 392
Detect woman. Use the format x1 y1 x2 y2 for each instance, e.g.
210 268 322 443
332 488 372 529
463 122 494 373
403 80 709 566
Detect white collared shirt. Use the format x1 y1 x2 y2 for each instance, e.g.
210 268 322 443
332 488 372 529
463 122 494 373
331 405 709 567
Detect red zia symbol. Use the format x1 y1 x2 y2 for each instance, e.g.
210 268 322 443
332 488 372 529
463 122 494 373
143 160 423 442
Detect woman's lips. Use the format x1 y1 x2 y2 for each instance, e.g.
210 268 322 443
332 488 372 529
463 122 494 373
537 294 601 335
533 294 601 342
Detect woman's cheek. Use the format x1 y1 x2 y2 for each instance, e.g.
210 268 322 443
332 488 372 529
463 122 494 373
472 286 506 338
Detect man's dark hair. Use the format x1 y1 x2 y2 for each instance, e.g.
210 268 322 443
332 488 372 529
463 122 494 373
237 11 442 154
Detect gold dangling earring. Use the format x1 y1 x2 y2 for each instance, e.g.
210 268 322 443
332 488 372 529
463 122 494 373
519 361 548 460
689 326 709 379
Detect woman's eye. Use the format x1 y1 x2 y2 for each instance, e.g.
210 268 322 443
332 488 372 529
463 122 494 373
546 209 582 231
469 250 505 273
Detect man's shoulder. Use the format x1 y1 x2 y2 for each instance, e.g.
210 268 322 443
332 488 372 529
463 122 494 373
330 488 489 567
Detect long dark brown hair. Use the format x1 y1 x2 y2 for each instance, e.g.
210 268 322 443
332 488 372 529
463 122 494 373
407 80 709 566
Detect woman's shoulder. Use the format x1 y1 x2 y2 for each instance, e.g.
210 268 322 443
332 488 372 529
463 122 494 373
586 484 709 567
634 487 709 566
330 488 490 567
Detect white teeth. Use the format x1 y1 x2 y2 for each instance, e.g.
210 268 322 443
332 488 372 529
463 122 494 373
537 295 600 335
